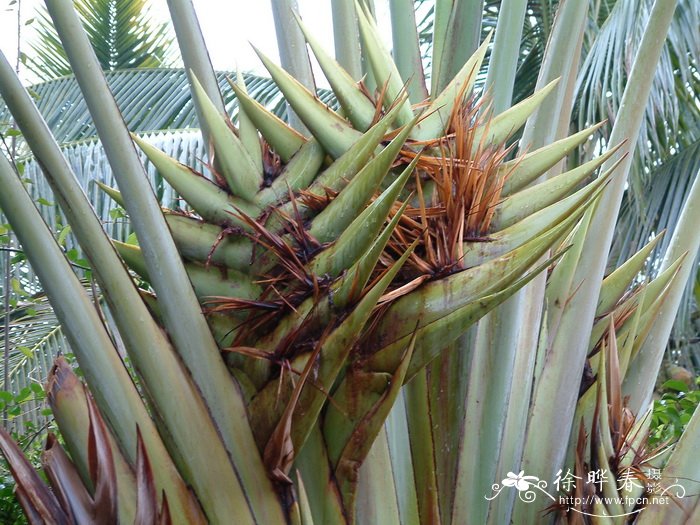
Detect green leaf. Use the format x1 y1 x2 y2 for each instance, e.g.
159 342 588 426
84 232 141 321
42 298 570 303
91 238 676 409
0 392 14 404
165 214 253 273
255 139 325 208
228 80 307 162
11 252 28 265
113 241 261 302
10 278 29 297
662 380 689 393
412 32 492 141
133 134 260 228
310 156 418 278
493 143 622 230
254 45 362 158
500 122 606 196
14 387 32 403
57 225 72 246
18 346 34 359
355 1 415 127
471 78 560 152
189 73 263 201
308 116 417 242
295 12 376 131
109 207 127 220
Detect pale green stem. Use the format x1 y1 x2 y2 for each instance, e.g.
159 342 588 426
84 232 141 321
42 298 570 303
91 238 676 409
519 1 589 151
355 427 402 525
44 0 224 439
452 325 508 525
42 2 286 522
516 2 678 523
453 4 528 520
332 0 362 79
431 0 483 95
389 0 428 102
461 2 589 523
293 424 347 524
271 0 315 133
430 0 449 96
486 298 549 525
430 340 470 524
623 168 700 413
0 160 148 523
0 50 284 524
483 0 528 115
357 0 378 94
1 240 9 426
166 0 224 152
0 152 145 476
361 0 376 16
385 393 421 525
403 370 442 524
434 0 567 505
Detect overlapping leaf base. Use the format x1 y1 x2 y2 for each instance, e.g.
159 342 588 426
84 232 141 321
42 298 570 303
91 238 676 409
100 22 616 516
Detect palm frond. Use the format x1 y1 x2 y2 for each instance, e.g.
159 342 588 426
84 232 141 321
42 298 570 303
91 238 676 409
24 0 179 81
0 68 336 148
0 292 72 434
21 129 206 234
613 140 700 268
612 139 700 370
574 0 700 195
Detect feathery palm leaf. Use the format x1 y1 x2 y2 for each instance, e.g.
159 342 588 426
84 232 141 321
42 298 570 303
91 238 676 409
0 69 335 149
575 0 700 194
23 0 178 81
613 139 700 370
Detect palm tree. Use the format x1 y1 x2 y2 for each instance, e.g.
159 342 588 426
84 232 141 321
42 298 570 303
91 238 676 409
23 0 178 81
0 0 698 523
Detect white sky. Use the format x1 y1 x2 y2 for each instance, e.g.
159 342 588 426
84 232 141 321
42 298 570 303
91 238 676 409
0 0 391 84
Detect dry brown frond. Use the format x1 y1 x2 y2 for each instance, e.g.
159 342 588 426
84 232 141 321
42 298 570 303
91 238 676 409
386 93 512 274
298 186 338 211
262 138 283 186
